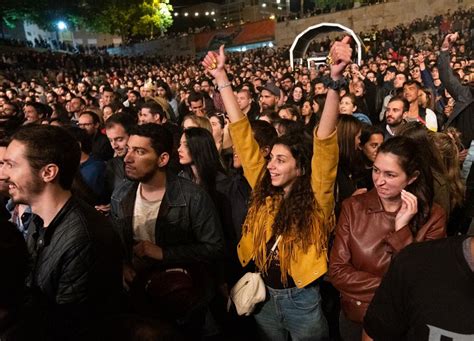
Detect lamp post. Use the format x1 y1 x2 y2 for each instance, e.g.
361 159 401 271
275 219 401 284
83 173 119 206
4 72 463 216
56 21 67 50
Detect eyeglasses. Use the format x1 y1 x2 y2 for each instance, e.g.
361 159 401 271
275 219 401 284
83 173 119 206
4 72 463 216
78 123 94 128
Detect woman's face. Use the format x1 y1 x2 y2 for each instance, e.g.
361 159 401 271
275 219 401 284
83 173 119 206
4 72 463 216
372 152 417 201
418 90 428 107
362 133 384 162
339 96 356 114
267 144 299 194
177 134 192 165
302 101 312 116
209 116 224 143
292 87 303 101
312 100 320 114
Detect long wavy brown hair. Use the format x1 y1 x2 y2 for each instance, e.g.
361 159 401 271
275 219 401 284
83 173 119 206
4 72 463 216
244 133 328 253
431 131 465 208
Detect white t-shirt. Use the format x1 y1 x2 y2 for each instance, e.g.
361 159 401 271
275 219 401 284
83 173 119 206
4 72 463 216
133 183 162 243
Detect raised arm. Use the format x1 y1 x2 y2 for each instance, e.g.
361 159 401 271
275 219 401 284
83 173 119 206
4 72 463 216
202 46 266 189
318 36 352 138
311 37 352 218
438 33 472 103
202 45 244 124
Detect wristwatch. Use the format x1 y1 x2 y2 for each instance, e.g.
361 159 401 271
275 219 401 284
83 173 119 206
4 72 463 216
324 77 348 90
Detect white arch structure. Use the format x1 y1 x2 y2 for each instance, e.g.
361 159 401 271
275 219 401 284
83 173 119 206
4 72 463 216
289 22 363 69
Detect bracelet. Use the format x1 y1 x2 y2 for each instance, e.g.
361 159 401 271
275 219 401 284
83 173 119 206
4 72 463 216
217 82 232 91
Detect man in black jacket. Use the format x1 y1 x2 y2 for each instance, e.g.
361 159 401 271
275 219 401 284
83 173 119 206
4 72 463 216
438 32 473 148
110 124 224 335
0 125 123 340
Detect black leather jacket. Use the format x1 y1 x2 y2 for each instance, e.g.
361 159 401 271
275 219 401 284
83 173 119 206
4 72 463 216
26 196 123 339
110 173 225 264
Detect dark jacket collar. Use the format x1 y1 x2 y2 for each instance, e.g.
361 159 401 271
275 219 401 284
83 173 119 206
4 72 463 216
118 172 187 219
29 196 76 248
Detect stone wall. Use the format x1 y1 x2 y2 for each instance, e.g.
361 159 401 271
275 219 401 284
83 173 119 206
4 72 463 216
275 0 473 46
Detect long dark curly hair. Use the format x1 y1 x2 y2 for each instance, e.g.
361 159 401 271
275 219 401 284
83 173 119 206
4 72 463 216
247 133 326 251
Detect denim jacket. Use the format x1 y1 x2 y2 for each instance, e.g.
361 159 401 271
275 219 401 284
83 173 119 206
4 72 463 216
110 173 225 265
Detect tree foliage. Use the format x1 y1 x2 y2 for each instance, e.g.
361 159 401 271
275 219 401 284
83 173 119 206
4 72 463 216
0 0 174 40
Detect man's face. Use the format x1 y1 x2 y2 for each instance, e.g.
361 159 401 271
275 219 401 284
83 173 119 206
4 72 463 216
0 140 44 204
403 84 419 103
2 104 16 118
281 78 293 92
24 105 40 124
78 114 99 135
101 91 114 106
0 146 9 195
237 92 251 111
46 93 55 104
200 81 211 94
385 100 406 127
77 83 86 93
138 108 159 125
314 83 327 95
300 75 310 86
394 74 407 89
409 67 421 79
128 93 138 104
259 90 277 111
190 100 205 117
124 135 161 182
69 98 83 113
156 87 166 98
106 124 129 157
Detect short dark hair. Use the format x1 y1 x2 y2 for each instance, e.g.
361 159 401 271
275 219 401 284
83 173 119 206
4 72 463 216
188 91 204 104
250 120 277 149
102 86 114 94
11 125 81 190
105 112 137 134
140 102 166 121
404 80 422 89
71 96 86 106
388 95 410 112
80 111 101 125
129 123 173 158
24 102 52 118
360 124 384 146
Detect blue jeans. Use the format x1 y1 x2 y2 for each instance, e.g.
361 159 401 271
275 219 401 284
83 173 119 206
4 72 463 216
254 284 329 341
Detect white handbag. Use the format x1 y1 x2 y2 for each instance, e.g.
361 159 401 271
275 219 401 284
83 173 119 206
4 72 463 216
228 236 282 316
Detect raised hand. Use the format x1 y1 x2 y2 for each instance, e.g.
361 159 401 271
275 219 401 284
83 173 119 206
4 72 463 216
329 36 353 80
395 190 418 231
441 32 459 51
415 53 425 66
202 45 226 79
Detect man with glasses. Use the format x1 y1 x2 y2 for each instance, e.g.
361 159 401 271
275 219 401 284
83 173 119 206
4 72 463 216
78 111 114 161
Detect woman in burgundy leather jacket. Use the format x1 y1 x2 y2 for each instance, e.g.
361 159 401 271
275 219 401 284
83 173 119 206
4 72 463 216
329 136 446 341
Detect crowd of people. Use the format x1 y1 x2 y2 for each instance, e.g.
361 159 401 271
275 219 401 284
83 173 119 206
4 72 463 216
0 5 473 341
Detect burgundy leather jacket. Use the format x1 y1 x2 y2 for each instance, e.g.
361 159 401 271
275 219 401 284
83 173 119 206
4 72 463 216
329 189 446 323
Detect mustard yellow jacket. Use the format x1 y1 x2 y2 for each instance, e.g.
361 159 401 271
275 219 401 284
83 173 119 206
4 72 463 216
229 116 338 288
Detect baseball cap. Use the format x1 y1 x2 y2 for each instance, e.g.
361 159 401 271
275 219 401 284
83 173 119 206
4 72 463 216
258 83 281 97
